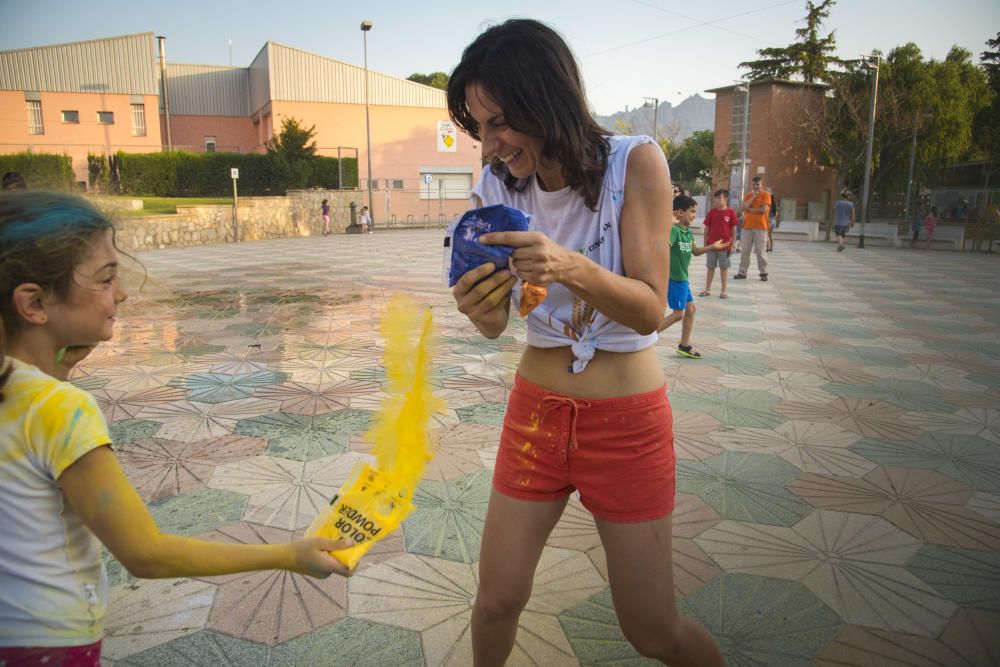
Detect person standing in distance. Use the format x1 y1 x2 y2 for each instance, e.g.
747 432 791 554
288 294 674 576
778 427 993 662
832 190 855 252
766 186 778 252
733 175 771 281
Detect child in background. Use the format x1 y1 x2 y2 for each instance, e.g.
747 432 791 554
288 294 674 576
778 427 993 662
924 206 939 249
321 198 331 236
0 192 353 665
909 203 924 248
699 189 738 299
659 195 729 358
359 205 373 234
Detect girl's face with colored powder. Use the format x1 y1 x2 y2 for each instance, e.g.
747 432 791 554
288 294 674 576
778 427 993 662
46 229 128 346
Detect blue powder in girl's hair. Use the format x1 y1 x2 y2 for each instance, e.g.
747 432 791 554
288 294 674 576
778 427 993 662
448 204 530 287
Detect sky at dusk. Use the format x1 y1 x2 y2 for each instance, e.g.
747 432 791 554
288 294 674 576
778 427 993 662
1 0 997 115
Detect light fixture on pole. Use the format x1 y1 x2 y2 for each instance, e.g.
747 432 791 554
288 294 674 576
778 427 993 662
156 36 172 151
361 20 374 227
643 97 659 143
858 53 880 249
904 111 932 224
734 81 750 208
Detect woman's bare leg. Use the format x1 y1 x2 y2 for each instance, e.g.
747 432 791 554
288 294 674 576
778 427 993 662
472 490 569 666
595 515 725 666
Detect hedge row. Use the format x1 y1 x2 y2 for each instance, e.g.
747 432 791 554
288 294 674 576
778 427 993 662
2 150 358 196
118 151 358 197
0 152 75 190
102 151 359 197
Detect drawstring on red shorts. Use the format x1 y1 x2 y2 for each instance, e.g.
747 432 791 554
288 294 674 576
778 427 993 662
539 395 591 460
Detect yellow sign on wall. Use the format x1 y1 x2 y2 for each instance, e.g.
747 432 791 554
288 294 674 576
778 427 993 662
437 120 457 153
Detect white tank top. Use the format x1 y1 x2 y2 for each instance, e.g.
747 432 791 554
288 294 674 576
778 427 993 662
471 134 663 373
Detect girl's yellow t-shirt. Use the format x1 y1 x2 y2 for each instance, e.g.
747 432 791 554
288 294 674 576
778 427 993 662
0 358 111 646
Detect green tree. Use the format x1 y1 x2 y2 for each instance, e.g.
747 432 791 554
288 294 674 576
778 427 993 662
407 72 449 90
973 32 1000 164
613 119 635 136
669 131 724 192
793 44 992 219
266 117 318 189
740 0 842 83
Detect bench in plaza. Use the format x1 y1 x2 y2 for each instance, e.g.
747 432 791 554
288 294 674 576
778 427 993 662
383 214 450 230
922 224 965 250
843 222 898 246
773 220 820 242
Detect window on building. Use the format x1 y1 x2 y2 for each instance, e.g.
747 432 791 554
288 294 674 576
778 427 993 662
390 179 405 190
370 178 380 190
130 104 146 136
205 136 217 153
26 100 43 135
730 94 751 151
62 110 80 124
419 172 473 200
97 111 114 125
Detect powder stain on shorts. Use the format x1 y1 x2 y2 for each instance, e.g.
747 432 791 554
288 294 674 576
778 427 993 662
527 409 541 432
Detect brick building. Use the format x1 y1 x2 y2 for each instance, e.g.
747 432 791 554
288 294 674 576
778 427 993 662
707 79 838 222
0 33 482 224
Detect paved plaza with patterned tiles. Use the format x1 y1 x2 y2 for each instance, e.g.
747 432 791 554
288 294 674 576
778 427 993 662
75 230 1000 666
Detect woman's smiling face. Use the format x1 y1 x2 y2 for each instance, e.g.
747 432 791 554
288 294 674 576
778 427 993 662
466 82 564 190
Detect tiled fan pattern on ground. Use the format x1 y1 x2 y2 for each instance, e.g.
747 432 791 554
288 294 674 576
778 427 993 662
74 231 1000 666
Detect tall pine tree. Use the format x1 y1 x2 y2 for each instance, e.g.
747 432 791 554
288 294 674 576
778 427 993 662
974 32 1000 163
739 0 842 83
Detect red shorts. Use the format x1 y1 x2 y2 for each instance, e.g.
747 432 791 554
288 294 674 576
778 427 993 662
0 640 102 666
494 373 676 522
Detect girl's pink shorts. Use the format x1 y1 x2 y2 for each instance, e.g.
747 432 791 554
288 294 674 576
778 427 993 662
0 640 102 666
494 373 676 523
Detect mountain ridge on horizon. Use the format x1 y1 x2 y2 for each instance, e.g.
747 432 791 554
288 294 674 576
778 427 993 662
594 94 715 143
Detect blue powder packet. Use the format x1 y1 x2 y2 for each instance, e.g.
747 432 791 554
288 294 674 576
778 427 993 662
448 204 530 287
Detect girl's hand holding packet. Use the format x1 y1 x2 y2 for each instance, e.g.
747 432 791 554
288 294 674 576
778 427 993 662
448 204 547 317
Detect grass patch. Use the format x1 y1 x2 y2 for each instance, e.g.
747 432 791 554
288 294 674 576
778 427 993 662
122 196 234 216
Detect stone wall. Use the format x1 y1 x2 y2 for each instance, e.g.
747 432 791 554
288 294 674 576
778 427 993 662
112 190 365 252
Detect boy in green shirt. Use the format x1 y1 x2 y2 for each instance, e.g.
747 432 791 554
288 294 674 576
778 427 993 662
658 195 729 358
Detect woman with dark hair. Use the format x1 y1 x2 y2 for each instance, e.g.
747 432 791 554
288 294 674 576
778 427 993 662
447 19 723 667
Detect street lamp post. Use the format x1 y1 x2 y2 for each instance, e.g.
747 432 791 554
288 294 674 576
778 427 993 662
735 81 750 208
643 97 659 143
904 111 933 224
858 53 880 249
361 20 374 228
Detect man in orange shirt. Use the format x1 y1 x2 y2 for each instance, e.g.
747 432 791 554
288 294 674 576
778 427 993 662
733 175 772 281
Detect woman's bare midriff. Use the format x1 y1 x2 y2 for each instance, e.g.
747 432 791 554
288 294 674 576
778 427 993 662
517 345 665 399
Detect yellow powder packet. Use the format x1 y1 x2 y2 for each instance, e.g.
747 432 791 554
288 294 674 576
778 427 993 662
306 462 413 569
306 295 443 568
